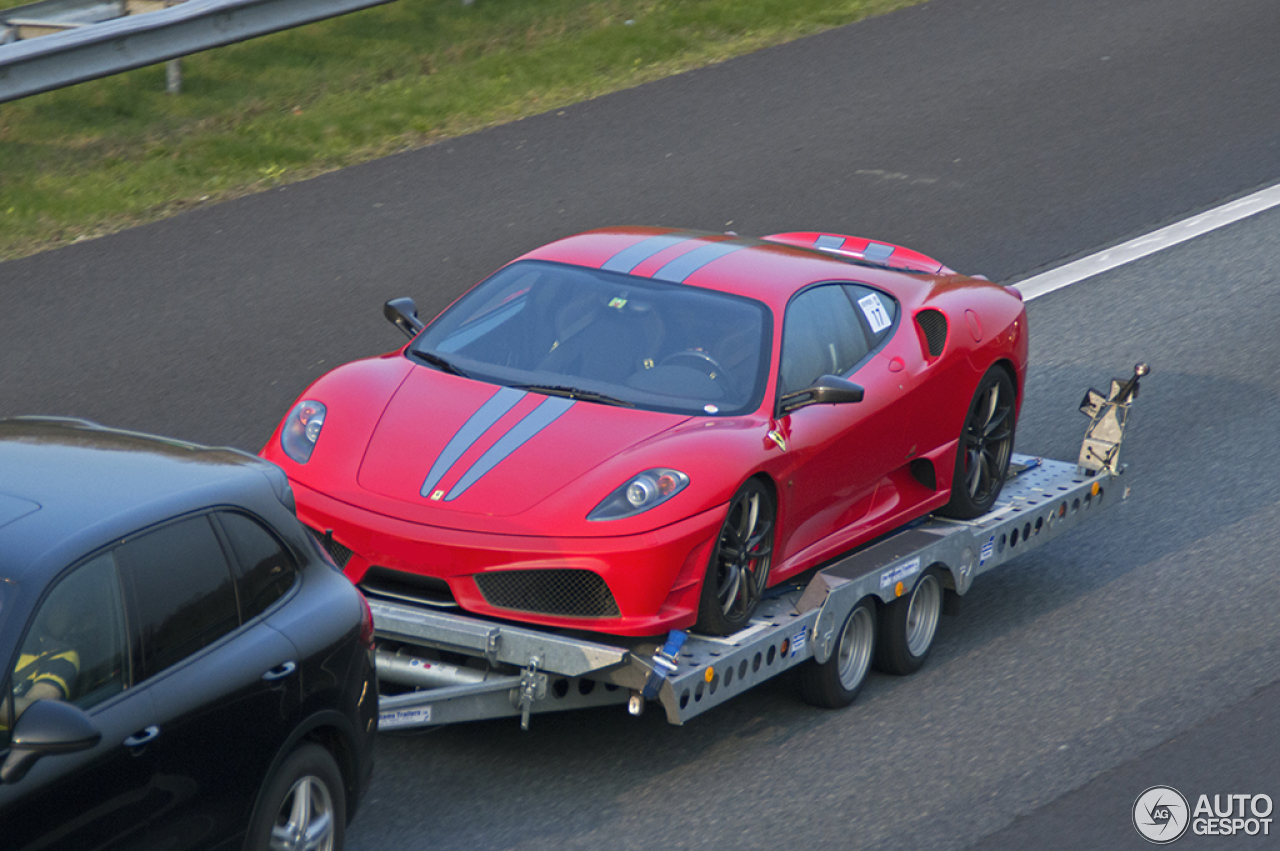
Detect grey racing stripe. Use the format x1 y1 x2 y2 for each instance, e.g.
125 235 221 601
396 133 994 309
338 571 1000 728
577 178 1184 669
814 234 846 250
652 241 746 283
864 242 895 263
600 233 690 273
445 396 575 501
420 386 525 497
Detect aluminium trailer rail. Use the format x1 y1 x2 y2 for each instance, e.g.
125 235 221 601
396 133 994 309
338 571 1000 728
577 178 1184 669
369 365 1148 731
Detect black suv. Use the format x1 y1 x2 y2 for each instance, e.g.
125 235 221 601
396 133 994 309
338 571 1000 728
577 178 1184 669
0 418 377 850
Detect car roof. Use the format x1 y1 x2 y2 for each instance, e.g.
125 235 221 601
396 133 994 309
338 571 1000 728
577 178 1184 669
519 227 936 306
0 418 284 583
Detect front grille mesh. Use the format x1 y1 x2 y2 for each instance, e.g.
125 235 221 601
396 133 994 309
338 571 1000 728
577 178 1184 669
915 309 948 357
307 526 353 568
475 569 620 618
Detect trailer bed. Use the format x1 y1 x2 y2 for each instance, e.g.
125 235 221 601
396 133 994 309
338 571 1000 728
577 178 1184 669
371 452 1127 729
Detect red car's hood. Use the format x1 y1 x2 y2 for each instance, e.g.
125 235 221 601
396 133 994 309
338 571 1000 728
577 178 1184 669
356 368 687 522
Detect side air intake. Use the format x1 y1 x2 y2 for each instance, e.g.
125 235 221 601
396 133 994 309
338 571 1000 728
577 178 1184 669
307 526 353 568
915 309 948 357
475 569 621 618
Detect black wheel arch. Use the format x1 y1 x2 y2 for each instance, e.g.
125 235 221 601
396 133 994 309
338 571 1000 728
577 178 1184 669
245 708 368 844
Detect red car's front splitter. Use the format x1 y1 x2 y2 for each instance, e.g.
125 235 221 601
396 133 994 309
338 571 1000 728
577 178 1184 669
291 481 726 638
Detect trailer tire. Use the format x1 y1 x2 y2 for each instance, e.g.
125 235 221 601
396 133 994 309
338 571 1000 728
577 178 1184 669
246 743 345 851
874 567 943 675
799 598 876 708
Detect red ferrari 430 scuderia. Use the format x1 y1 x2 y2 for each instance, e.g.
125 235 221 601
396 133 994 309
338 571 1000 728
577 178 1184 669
262 227 1028 637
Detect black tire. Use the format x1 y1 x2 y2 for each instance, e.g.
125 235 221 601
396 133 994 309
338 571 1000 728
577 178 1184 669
873 567 943 676
695 479 775 635
799 598 876 708
939 366 1016 519
246 743 346 851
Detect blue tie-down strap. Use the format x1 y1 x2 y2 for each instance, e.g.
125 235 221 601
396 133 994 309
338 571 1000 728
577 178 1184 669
641 630 688 699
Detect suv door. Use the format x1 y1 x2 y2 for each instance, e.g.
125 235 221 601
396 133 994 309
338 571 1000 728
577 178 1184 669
113 513 300 850
0 552 162 851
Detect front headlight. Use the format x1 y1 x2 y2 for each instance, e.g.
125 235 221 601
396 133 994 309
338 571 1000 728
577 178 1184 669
281 400 327 463
588 468 690 521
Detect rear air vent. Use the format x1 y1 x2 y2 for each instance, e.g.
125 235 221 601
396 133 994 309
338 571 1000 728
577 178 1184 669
915 309 948 357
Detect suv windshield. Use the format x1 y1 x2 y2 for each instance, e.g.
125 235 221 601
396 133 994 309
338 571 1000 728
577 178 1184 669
411 260 772 416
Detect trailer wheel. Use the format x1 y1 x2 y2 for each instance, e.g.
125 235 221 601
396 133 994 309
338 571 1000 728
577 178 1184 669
246 743 345 851
695 479 775 635
799 598 876 708
874 567 943 675
939 365 1016 519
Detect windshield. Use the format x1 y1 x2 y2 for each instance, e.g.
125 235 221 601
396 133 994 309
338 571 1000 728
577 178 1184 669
411 260 773 416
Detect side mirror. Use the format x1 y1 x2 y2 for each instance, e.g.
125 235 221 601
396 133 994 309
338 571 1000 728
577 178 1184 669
779 375 865 415
383 297 425 340
1 700 101 785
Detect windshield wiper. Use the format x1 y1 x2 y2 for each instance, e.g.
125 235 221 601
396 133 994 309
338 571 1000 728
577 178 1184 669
412 349 470 377
512 384 635 407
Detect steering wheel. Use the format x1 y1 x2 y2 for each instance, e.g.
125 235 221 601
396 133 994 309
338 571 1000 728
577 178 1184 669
659 348 728 382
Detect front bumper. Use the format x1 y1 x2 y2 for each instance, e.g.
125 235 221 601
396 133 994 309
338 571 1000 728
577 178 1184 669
291 481 725 638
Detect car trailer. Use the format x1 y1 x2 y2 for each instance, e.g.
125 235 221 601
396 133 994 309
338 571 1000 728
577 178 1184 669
370 365 1148 731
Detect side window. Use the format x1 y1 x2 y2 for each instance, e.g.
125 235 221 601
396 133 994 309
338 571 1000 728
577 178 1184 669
116 516 240 681
217 512 299 619
3 552 129 745
844 284 898 348
780 284 874 396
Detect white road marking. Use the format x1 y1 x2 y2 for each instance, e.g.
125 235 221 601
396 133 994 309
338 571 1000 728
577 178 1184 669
1014 182 1280 301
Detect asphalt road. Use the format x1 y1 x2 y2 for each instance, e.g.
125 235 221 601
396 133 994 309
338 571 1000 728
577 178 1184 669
2 0 1279 848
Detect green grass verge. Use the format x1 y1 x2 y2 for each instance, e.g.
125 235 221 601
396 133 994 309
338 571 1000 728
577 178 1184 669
0 0 919 260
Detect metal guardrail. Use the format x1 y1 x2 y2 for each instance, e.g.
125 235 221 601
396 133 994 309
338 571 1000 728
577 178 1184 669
0 0 399 103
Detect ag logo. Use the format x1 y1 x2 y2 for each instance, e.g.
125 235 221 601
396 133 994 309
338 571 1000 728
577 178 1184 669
1134 786 1190 843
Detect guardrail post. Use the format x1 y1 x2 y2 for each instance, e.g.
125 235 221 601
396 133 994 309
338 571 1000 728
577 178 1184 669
165 57 180 93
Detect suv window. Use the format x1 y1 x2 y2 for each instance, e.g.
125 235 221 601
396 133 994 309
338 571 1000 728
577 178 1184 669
116 516 240 681
217 512 298 619
3 552 129 747
780 284 899 396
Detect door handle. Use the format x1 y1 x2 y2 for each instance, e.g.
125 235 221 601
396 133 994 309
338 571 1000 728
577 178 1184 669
123 726 160 748
262 661 297 681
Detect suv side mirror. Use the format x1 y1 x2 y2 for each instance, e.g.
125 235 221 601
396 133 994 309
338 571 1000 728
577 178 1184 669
778 375 865 415
384 297 425 340
1 700 101 785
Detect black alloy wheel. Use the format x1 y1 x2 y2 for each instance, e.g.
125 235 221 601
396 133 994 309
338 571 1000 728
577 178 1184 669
696 479 775 635
940 366 1016 519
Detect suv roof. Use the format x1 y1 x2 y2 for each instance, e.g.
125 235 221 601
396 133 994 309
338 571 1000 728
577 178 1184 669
0 418 290 581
